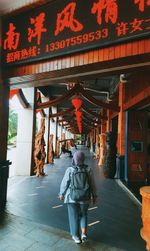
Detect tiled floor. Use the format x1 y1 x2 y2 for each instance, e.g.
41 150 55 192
0 211 128 251
0 146 146 251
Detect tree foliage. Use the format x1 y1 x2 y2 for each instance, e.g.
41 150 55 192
8 109 18 143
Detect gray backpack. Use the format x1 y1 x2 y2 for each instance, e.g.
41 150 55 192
70 165 91 201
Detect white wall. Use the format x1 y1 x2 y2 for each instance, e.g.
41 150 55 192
15 88 35 175
50 106 57 151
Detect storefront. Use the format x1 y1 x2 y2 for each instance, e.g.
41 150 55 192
0 0 150 190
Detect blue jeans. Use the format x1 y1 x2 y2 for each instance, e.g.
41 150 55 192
67 203 89 237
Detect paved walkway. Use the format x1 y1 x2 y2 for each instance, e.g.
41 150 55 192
0 211 131 251
0 146 146 251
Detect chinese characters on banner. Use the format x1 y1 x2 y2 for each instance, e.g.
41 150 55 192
91 0 118 25
55 2 83 36
4 23 20 50
2 0 150 65
28 12 47 45
134 0 150 12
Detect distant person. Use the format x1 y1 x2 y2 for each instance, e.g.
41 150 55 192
61 143 72 157
70 139 77 149
70 139 77 155
59 151 97 244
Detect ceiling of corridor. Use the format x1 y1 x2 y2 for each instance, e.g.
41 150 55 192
39 76 119 112
37 75 120 134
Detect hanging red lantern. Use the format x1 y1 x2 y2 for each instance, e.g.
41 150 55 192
76 117 82 123
77 119 82 134
74 108 83 134
9 89 19 99
72 98 82 110
79 126 82 134
75 110 82 118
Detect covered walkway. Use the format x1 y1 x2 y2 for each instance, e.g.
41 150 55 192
0 146 145 251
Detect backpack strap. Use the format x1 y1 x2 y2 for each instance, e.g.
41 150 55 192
70 165 87 188
71 164 88 170
72 165 91 187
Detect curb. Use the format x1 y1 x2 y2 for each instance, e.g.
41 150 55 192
116 179 142 208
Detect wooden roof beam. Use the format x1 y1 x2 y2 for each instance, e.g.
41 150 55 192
37 83 80 109
17 89 29 108
49 107 74 118
79 85 120 112
82 104 107 120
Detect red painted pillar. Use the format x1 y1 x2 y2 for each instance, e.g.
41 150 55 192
106 110 110 132
118 82 125 155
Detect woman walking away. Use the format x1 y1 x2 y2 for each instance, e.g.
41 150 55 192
59 150 97 244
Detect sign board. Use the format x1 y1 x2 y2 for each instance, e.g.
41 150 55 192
2 0 150 66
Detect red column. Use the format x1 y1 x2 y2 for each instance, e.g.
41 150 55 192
118 82 125 155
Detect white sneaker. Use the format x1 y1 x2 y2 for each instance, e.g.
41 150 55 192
81 234 87 242
72 236 81 244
